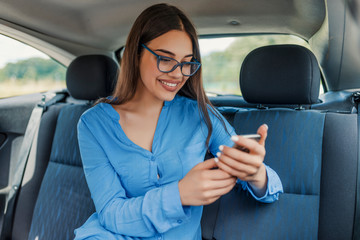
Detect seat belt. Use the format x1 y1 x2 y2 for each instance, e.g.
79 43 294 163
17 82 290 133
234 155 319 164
352 92 360 240
0 91 67 240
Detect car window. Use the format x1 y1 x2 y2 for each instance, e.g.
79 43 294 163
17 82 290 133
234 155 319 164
0 34 66 98
199 35 322 96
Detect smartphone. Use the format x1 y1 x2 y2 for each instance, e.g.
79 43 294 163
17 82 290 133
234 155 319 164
233 134 261 153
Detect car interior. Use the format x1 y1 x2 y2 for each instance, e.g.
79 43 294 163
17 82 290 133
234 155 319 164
0 0 360 239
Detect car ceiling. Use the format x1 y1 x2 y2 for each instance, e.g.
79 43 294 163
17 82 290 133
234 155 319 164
8 0 360 92
0 0 326 54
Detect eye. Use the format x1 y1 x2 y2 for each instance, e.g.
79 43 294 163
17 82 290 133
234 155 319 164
159 57 171 63
183 62 196 66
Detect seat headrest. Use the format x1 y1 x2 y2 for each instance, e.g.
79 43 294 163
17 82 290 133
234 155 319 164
240 45 320 105
66 55 118 100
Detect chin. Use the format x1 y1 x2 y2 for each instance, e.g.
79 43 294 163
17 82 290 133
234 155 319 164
159 92 178 102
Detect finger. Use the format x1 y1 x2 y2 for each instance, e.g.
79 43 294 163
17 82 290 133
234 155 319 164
204 196 221 205
195 158 218 170
229 135 264 155
257 124 268 146
206 181 236 198
218 145 263 167
218 153 259 174
216 159 254 180
197 178 236 195
209 177 237 190
204 169 235 180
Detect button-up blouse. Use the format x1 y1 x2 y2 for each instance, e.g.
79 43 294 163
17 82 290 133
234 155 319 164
74 95 283 240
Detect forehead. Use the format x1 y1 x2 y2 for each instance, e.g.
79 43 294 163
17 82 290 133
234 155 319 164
147 30 193 55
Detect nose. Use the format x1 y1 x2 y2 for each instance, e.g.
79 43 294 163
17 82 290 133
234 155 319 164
167 64 183 79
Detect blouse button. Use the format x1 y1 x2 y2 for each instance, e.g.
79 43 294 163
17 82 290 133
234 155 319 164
150 156 155 161
177 219 183 224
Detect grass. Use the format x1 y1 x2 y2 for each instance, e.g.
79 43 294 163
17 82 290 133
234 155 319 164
0 79 66 98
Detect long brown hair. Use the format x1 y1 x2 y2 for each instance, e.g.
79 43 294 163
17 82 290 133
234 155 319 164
97 3 228 147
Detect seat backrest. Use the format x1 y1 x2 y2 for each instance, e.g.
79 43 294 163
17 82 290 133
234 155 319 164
11 55 118 240
202 45 357 239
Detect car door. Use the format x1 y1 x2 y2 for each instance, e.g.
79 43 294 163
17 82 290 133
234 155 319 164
0 34 66 234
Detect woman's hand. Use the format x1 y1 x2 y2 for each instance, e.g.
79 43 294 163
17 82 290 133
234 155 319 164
215 124 268 197
178 159 236 206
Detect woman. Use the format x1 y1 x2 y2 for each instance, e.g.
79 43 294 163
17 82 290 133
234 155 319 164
75 3 283 240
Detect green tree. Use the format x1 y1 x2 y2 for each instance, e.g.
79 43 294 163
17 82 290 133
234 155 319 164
0 57 66 82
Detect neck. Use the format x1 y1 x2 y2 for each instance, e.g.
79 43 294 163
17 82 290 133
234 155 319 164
122 80 164 113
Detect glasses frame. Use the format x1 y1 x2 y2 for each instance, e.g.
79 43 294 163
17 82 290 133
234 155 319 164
141 44 201 77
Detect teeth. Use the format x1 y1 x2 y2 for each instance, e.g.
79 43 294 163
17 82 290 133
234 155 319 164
160 80 178 87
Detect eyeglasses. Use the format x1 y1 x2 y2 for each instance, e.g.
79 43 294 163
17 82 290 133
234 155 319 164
141 44 201 77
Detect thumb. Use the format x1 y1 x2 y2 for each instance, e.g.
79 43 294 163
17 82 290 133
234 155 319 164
257 124 268 146
195 158 218 170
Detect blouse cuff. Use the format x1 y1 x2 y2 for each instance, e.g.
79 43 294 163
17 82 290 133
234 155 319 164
161 181 191 226
238 164 283 203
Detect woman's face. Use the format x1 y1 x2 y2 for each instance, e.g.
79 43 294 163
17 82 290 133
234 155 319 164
138 30 193 102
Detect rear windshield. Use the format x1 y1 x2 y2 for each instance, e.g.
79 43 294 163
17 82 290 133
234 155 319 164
199 35 310 96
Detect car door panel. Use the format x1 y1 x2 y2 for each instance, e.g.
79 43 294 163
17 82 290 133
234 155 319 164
0 93 42 229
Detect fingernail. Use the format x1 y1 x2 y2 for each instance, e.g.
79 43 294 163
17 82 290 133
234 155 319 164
219 145 224 151
214 158 219 163
231 136 239 142
216 152 221 157
263 124 268 130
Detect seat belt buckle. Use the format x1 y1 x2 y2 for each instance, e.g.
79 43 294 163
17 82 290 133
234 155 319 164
352 92 360 102
352 91 360 107
37 95 47 111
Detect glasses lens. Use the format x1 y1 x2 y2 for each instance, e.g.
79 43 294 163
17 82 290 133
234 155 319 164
157 56 200 76
158 57 178 72
182 62 200 76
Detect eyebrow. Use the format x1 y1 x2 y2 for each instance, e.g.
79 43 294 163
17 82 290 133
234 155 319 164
155 49 193 58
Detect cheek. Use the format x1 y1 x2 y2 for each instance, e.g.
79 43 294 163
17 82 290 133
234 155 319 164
139 61 160 84
142 71 160 89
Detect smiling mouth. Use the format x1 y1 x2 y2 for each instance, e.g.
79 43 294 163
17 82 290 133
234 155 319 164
159 80 179 87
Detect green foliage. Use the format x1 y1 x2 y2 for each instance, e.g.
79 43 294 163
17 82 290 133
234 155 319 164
0 57 66 83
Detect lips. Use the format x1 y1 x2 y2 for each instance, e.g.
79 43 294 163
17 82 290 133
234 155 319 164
158 79 181 92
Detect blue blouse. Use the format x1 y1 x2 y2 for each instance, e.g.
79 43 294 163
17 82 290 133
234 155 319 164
74 95 283 240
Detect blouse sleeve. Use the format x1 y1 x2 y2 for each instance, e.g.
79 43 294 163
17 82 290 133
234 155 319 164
208 107 283 203
208 108 236 154
77 117 191 237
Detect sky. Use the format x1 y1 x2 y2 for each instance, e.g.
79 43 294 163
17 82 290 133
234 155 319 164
0 35 48 68
0 34 235 68
199 37 235 56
